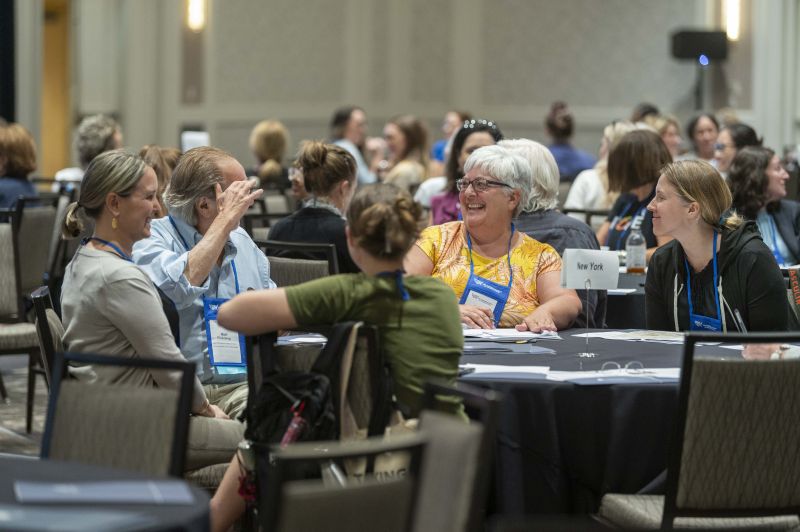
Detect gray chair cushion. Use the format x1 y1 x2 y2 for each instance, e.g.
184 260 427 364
599 494 800 530
0 322 38 349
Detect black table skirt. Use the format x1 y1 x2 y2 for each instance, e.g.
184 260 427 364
462 330 731 516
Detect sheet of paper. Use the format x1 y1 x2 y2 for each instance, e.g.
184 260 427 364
607 288 637 295
546 367 680 383
460 363 550 375
14 480 195 505
570 330 685 343
463 328 560 340
285 336 327 344
0 505 157 532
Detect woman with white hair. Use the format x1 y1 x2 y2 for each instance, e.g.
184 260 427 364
505 138 605 328
405 145 581 331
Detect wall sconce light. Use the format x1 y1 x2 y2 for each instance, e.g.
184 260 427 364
723 0 740 42
186 0 206 33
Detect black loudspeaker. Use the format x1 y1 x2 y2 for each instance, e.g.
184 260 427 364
671 30 728 60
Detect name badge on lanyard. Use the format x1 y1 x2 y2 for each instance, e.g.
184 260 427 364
170 215 246 367
458 224 515 326
685 231 723 332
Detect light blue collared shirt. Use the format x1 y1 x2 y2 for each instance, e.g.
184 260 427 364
333 138 376 186
132 215 276 381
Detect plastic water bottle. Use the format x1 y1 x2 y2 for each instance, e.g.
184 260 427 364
626 228 646 274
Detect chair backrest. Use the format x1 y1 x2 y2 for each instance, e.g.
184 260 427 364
13 196 58 298
31 285 64 389
266 256 332 287
414 381 502 532
47 192 73 279
0 213 24 320
663 332 800 526
41 351 195 477
260 434 427 532
256 239 339 275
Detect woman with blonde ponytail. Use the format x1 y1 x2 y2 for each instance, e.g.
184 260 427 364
248 120 289 191
645 160 790 332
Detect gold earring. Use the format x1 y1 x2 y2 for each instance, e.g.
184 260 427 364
112 217 118 230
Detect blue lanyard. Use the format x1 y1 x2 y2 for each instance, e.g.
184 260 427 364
83 237 133 262
376 270 409 301
766 215 787 266
608 201 644 251
169 215 240 295
684 231 721 322
465 223 515 290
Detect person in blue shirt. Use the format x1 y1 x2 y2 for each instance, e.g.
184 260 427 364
0 123 39 209
133 146 275 419
544 101 596 182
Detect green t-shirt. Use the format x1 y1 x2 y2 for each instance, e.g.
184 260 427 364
285 273 463 416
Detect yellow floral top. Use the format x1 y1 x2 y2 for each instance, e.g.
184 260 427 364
415 221 562 327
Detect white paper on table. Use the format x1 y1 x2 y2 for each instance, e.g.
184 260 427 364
462 328 560 340
607 288 637 295
546 367 680 382
285 336 327 344
570 330 685 344
461 363 550 375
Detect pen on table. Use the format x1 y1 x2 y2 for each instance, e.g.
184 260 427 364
733 309 748 333
458 367 476 377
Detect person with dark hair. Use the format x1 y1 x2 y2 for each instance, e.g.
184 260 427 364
713 122 762 176
133 146 274 416
728 146 798 266
208 183 464 531
646 160 789 331
268 141 360 273
0 122 38 209
61 150 243 471
680 112 719 164
544 101 595 182
139 144 182 218
630 102 660 123
382 114 429 192
596 130 673 260
421 119 503 225
330 106 385 186
429 110 472 176
248 119 290 191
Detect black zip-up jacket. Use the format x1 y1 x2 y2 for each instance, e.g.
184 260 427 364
645 221 789 332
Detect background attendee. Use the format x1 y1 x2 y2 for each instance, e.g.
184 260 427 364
56 114 123 188
645 160 789 331
645 114 683 159
426 119 503 225
713 122 762 177
679 112 718 163
0 122 38 209
564 120 639 220
596 129 673 259
248 119 290 191
544 101 596 182
406 145 581 331
133 146 272 417
330 106 384 186
139 144 181 218
728 146 798 266
504 138 606 328
60 150 241 470
209 183 464 532
382 114 429 192
269 141 360 273
630 102 660 123
429 109 471 176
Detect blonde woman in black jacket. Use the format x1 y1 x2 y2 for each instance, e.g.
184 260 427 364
645 160 789 332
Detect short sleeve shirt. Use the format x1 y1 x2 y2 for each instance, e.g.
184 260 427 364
415 221 562 327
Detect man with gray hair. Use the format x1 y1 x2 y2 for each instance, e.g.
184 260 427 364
502 138 606 328
134 146 274 418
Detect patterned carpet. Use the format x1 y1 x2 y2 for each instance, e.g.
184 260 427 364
0 360 47 456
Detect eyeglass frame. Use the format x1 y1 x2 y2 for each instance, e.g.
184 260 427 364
455 177 513 193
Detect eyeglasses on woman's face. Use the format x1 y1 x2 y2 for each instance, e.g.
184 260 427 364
456 177 512 193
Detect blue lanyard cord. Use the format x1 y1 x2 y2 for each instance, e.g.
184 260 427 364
767 215 786 265
684 231 721 321
465 223 515 289
376 270 409 301
169 215 240 295
83 237 133 262
609 201 645 251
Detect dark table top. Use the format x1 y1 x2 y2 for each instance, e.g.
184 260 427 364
0 456 209 532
